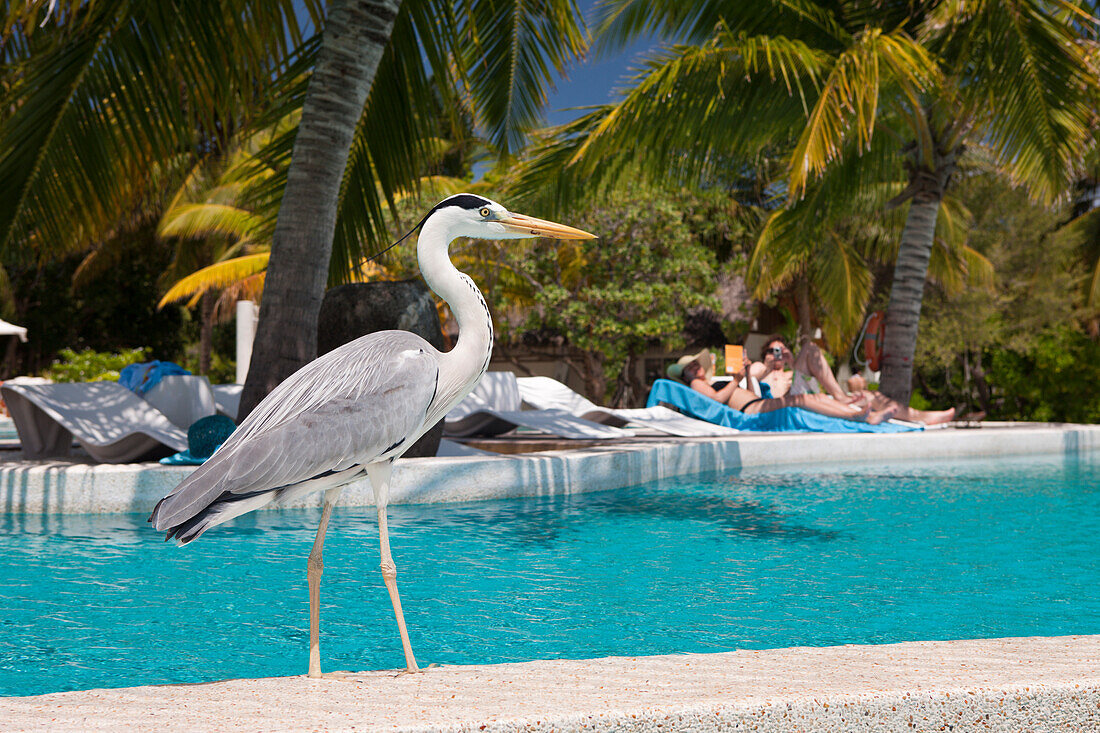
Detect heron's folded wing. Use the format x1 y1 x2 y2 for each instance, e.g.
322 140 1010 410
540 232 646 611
151 333 438 529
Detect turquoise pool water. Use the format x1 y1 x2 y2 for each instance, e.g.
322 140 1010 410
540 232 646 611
2 452 1099 697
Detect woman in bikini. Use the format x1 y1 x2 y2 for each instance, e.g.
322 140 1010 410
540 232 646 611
679 359 897 425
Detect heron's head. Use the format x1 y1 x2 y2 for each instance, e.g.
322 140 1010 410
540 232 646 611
423 194 596 241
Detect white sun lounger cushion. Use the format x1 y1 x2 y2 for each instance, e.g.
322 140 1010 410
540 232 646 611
444 408 634 439
516 376 739 437
1 381 187 463
209 383 243 421
143 375 217 430
444 372 635 439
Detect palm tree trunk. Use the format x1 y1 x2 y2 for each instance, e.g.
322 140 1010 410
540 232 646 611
239 0 402 419
879 145 959 403
795 276 813 345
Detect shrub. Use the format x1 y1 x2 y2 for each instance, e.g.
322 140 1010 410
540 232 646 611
42 347 149 383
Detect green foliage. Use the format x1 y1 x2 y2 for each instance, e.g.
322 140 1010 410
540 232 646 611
913 173 1097 421
516 183 719 401
987 328 1100 424
42 347 148 383
5 220 188 376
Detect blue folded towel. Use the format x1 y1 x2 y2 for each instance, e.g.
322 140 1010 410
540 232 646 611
118 360 191 396
646 379 919 433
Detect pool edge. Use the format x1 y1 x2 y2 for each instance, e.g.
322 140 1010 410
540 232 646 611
3 423 1100 515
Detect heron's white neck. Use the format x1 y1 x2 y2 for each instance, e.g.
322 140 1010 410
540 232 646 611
417 217 493 410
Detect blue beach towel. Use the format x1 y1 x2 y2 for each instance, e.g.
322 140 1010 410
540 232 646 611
118 360 191 396
646 379 920 434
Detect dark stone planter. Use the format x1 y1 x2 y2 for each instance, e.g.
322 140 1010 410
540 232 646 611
317 280 446 458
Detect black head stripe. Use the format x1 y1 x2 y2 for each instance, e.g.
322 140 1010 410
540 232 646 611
429 193 493 214
364 193 493 265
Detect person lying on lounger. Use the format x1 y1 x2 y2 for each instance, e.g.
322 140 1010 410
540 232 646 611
752 335 955 426
678 356 897 425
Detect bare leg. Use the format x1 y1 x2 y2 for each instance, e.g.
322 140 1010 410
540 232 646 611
896 405 955 424
366 462 420 673
748 392 899 424
793 342 848 400
307 487 342 678
868 393 955 425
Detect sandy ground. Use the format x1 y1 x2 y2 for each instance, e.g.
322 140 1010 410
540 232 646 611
3 635 1098 732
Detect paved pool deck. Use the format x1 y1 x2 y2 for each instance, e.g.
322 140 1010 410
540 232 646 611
3 635 1097 731
1 422 1098 515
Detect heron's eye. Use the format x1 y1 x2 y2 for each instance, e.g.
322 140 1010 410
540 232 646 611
479 207 491 218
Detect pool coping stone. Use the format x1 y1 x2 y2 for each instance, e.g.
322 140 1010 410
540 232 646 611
2 635 1097 732
2 423 1099 515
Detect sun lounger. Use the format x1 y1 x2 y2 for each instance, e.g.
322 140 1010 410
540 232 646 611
516 376 739 437
646 378 921 433
143 375 217 430
209 384 243 420
444 372 635 440
1 381 188 462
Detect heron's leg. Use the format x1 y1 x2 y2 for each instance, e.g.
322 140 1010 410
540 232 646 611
367 462 419 673
307 487 342 679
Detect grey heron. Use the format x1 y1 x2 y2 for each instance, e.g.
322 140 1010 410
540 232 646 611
149 193 595 677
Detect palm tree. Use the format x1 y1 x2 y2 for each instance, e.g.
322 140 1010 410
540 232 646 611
241 0 589 416
1 0 588 417
0 0 318 261
526 0 1097 402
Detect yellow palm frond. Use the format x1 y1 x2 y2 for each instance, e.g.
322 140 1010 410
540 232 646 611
158 252 270 309
789 28 938 196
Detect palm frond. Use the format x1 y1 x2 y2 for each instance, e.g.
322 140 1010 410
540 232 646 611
522 30 833 208
811 230 873 347
157 203 263 243
788 28 938 196
158 251 270 308
747 207 815 296
927 0 1098 203
593 0 849 53
460 0 588 155
0 0 321 260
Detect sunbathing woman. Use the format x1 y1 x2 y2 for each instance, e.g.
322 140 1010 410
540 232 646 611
679 359 898 425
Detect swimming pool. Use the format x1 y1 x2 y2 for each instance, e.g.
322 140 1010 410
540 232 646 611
3 452 1099 697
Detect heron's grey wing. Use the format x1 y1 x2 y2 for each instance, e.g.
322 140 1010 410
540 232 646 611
150 331 439 530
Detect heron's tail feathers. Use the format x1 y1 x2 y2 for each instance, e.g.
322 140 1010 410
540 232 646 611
156 491 274 544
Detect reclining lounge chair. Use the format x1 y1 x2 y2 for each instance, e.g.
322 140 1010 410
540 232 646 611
444 372 635 440
516 376 739 437
2 381 189 462
646 379 921 433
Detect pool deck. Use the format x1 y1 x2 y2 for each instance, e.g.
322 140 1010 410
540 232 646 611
3 635 1097 731
2 422 1098 515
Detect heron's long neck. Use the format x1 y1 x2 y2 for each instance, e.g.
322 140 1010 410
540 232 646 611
418 220 493 407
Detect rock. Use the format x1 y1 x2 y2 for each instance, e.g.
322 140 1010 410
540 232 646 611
317 280 446 458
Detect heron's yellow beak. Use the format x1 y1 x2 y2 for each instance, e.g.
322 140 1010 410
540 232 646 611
497 213 596 240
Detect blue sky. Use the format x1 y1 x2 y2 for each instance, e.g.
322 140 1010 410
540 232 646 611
540 0 660 127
